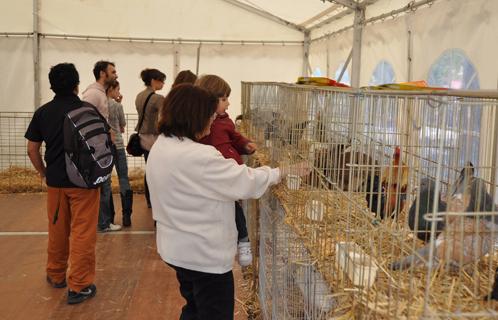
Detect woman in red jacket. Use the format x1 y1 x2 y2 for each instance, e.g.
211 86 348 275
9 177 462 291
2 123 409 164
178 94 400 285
197 74 256 267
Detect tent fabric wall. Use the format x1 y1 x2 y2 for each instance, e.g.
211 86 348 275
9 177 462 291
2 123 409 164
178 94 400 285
360 16 408 85
39 38 176 110
0 0 32 32
0 38 34 110
2 0 497 112
1 0 304 115
37 0 303 41
17 37 302 115
309 0 498 89
309 30 353 81
409 0 497 88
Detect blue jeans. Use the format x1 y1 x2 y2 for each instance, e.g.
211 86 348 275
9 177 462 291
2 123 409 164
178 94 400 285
115 148 131 193
106 149 133 225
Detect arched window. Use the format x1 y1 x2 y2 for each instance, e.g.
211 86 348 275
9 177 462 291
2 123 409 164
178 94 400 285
312 67 323 77
334 62 350 85
428 49 479 90
424 49 481 179
369 60 395 85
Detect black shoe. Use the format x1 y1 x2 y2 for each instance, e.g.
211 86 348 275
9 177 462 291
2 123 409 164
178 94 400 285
67 284 97 305
123 215 131 227
46 276 67 288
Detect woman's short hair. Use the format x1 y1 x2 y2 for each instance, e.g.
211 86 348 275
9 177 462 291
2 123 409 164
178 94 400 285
158 84 217 140
195 74 231 98
172 70 197 88
140 68 166 86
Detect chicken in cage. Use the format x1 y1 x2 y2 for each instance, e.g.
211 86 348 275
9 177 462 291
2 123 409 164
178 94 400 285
241 82 498 319
392 162 498 270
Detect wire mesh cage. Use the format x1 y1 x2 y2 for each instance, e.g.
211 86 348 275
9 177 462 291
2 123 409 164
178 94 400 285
242 82 498 319
0 112 146 193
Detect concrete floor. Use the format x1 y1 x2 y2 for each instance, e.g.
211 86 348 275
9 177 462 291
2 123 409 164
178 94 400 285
0 193 248 320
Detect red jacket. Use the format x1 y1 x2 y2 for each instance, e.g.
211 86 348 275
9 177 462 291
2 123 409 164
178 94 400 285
199 113 251 165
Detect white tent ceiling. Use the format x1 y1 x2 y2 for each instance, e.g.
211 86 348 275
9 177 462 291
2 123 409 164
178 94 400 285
234 0 335 28
1 0 497 115
221 0 375 31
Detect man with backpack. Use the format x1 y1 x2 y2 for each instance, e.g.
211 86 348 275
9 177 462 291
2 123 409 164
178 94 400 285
25 63 101 304
82 60 122 232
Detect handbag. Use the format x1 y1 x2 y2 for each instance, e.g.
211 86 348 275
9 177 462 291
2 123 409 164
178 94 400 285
126 92 154 156
126 133 143 156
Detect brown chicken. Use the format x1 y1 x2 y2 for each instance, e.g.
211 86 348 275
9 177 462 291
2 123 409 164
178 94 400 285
381 146 408 219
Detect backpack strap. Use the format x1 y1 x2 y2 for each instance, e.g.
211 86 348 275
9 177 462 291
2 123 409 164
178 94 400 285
137 92 155 133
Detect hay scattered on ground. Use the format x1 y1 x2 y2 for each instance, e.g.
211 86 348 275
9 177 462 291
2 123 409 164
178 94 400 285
0 166 146 194
0 166 45 193
111 167 145 193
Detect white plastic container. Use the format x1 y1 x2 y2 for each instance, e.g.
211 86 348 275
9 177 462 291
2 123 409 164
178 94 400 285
286 174 301 190
336 242 378 288
306 199 325 221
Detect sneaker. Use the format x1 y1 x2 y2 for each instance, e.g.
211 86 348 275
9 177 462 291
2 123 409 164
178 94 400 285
238 241 253 267
67 284 97 305
46 276 67 288
98 223 122 233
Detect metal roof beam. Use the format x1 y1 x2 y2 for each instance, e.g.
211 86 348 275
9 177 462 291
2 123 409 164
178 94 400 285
298 4 341 27
220 0 306 32
308 8 353 30
322 0 358 10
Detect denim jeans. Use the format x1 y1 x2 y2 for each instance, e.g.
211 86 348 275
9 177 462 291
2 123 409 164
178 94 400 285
98 178 112 229
115 148 131 194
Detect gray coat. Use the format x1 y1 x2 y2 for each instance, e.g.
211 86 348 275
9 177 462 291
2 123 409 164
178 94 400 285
135 87 164 135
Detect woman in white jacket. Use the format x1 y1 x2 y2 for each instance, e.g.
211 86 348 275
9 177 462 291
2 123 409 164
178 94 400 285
146 84 307 320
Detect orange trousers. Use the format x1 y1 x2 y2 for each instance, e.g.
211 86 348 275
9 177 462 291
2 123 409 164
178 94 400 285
46 187 100 292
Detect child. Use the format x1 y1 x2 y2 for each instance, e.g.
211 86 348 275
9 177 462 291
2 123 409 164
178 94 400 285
196 74 256 267
107 80 133 227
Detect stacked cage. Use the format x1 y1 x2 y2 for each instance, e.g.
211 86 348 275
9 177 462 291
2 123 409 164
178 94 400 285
241 82 498 319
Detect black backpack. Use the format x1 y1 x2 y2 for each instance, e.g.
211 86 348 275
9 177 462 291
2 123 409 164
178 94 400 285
63 102 115 188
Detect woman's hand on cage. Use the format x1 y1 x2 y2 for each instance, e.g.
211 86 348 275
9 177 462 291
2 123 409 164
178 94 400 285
280 161 311 178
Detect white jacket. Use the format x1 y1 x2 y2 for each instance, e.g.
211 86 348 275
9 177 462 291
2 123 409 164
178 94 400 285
146 135 281 274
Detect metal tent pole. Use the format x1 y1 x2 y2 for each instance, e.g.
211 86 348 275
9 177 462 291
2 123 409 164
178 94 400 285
350 6 364 88
33 0 40 109
302 31 311 76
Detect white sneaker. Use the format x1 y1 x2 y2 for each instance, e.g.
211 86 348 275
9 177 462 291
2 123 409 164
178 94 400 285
238 241 253 267
108 223 122 231
98 223 122 232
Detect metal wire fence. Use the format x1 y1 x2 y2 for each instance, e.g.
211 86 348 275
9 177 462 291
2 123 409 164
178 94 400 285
0 111 146 192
